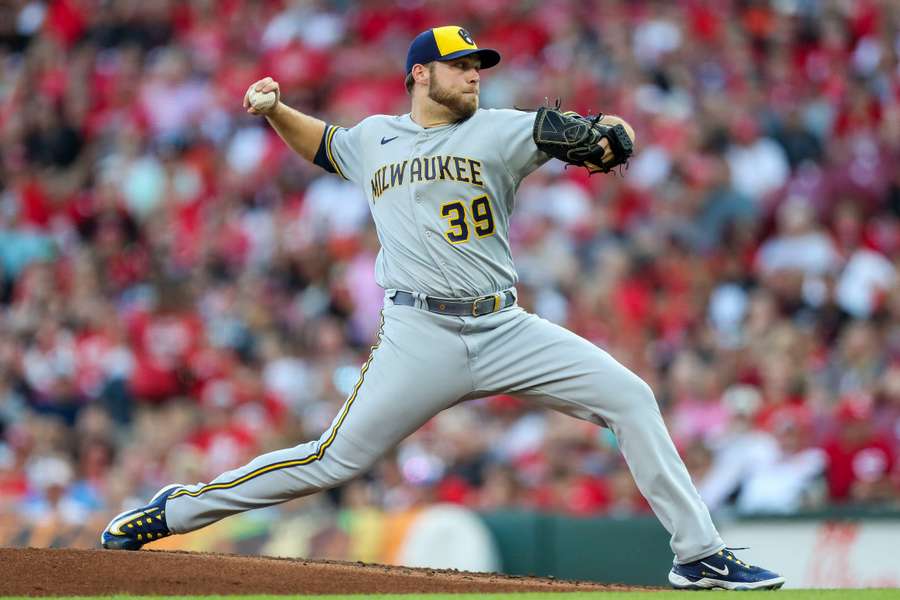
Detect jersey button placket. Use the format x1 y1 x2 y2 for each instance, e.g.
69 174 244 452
412 136 422 205
413 137 427 233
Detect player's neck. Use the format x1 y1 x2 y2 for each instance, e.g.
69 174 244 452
410 97 458 128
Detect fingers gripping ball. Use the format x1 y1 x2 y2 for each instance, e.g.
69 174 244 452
532 107 634 174
247 86 278 112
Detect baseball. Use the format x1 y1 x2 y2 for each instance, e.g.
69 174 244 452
247 86 277 112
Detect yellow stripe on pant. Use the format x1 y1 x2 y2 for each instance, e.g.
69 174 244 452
168 313 385 500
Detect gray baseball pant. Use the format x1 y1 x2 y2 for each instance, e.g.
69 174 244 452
165 292 725 563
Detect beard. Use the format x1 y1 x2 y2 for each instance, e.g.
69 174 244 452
428 76 478 120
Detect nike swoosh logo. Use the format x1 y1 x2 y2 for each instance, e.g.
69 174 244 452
701 561 729 576
381 136 399 145
109 507 159 536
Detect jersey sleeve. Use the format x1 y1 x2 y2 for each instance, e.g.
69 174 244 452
489 109 552 182
313 122 364 183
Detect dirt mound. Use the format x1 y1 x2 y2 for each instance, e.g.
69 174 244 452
1 548 647 595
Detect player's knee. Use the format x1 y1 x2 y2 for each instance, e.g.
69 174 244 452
322 468 352 488
321 454 374 488
624 377 660 415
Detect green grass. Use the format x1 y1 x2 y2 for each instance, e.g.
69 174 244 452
2 592 898 600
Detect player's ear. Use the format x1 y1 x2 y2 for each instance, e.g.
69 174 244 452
412 63 430 87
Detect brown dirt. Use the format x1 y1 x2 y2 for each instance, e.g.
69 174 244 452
1 548 651 596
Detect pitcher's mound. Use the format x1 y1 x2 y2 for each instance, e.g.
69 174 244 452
2 548 647 595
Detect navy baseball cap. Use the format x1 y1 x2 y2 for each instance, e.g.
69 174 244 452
406 26 501 75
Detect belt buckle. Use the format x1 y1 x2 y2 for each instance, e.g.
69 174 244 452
472 293 503 317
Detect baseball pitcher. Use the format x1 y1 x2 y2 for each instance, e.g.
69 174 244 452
102 26 783 591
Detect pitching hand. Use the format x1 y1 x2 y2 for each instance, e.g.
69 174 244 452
243 77 281 116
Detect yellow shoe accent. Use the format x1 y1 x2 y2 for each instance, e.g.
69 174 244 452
108 506 159 536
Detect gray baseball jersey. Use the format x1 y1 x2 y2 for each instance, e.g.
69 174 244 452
159 108 725 565
318 109 550 298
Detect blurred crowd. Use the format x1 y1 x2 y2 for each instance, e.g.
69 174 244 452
1 0 900 532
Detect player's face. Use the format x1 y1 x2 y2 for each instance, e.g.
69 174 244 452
428 56 481 120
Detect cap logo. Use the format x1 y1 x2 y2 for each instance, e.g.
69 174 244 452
409 26 499 74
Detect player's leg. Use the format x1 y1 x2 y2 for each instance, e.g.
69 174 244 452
103 304 471 547
472 308 722 562
472 308 783 588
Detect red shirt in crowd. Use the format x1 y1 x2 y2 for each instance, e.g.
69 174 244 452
823 434 895 501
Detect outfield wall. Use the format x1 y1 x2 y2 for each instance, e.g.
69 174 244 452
716 517 900 588
478 510 900 589
4 505 899 588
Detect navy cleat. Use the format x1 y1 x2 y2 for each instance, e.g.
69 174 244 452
669 548 785 590
101 484 182 550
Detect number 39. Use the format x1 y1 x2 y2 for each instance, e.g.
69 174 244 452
440 194 496 244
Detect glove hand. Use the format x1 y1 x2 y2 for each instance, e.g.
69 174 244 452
583 115 636 174
533 106 635 175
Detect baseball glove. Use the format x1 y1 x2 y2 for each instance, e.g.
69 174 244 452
533 106 634 174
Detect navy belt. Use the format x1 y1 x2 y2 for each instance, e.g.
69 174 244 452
393 290 515 317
